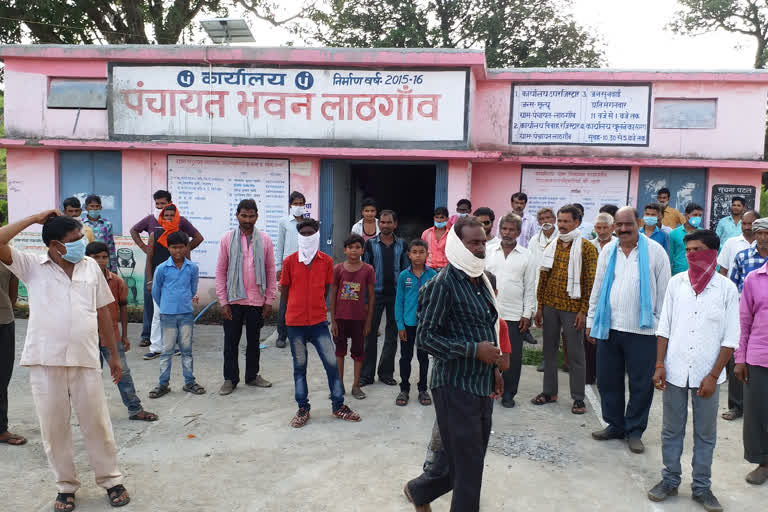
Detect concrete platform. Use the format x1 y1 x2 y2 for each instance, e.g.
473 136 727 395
1 320 762 511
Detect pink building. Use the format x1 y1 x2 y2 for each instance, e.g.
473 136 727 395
1 45 766 296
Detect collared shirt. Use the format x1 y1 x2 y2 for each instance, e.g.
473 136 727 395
644 227 668 252
105 270 128 341
661 206 686 230
279 251 334 326
668 225 694 275
656 272 740 387
152 257 199 315
81 215 117 272
416 264 499 397
715 215 742 243
215 230 277 307
421 226 450 269
4 248 114 369
363 235 409 296
590 236 616 255
587 238 671 335
395 266 438 329
518 214 538 248
730 246 768 293
717 234 753 273
276 215 300 271
537 238 598 314
737 262 768 368
485 242 536 321
660 225 672 235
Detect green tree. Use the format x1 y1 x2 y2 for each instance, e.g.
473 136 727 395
670 0 768 68
301 0 605 68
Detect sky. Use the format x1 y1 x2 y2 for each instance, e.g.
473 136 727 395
236 0 759 70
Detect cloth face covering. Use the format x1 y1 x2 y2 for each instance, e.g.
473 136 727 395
687 249 717 295
541 228 583 299
156 205 181 248
298 231 320 265
290 206 305 217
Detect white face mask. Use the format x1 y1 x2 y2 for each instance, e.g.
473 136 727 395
290 205 305 217
298 232 320 265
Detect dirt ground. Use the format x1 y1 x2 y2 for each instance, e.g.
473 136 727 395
1 320 763 511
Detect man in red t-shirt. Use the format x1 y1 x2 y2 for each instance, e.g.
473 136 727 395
279 218 361 428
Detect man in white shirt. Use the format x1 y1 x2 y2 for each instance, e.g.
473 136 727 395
485 213 536 408
648 229 739 512
528 207 559 349
473 207 498 251
586 208 671 455
0 211 130 510
510 192 537 248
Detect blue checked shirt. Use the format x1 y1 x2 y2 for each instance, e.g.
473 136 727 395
729 246 768 293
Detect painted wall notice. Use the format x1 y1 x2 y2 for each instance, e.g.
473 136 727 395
110 66 468 145
710 184 756 229
167 155 289 278
510 85 650 146
520 168 630 227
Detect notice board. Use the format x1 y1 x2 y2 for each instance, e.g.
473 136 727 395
710 184 756 229
167 155 290 277
520 168 630 227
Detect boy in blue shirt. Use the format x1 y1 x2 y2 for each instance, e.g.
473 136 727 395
395 239 437 407
148 231 205 398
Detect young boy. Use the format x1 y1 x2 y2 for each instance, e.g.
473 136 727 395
275 191 307 348
86 242 157 422
395 239 437 407
422 207 451 270
148 231 205 398
330 234 375 400
280 218 361 427
81 195 117 272
649 229 739 512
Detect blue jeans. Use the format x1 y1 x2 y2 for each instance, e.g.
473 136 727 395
287 322 344 412
661 381 720 494
158 313 195 387
141 285 153 340
100 342 143 416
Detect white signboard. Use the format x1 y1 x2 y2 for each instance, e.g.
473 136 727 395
521 168 630 226
110 66 468 145
510 84 650 146
167 155 289 278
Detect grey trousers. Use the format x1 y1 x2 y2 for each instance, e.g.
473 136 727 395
542 306 585 400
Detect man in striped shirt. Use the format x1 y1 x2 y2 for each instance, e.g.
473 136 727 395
409 216 503 512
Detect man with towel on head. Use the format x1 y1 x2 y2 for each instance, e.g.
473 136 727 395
587 207 671 455
406 216 503 512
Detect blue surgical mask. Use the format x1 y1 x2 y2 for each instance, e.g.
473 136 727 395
87 209 101 220
457 213 469 218
57 239 86 264
689 216 702 228
434 221 447 229
643 216 658 227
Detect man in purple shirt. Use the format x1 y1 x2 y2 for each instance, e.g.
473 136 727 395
130 190 203 347
736 260 768 486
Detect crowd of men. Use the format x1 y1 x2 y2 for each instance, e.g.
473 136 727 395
0 185 766 512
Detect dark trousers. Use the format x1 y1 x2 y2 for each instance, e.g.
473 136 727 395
276 293 288 342
409 386 493 511
141 285 153 340
399 325 429 393
726 356 743 412
596 329 656 439
584 335 597 385
743 364 768 465
0 322 14 433
223 305 264 386
362 294 398 382
502 320 524 400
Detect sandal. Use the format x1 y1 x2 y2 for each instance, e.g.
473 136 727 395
54 493 75 511
0 432 27 445
531 393 557 405
572 399 587 415
148 385 170 399
396 391 409 406
183 382 206 395
418 391 432 406
333 404 361 422
129 410 158 422
106 485 130 508
351 386 366 400
721 409 743 421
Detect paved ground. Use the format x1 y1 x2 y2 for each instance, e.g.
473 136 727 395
1 319 763 511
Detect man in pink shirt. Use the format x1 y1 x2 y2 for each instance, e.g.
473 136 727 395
736 260 768 485
215 200 277 395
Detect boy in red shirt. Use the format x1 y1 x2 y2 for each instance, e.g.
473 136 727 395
279 219 361 428
330 234 375 400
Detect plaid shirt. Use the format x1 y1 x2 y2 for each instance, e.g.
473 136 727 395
730 246 768 293
82 215 117 272
537 238 598 313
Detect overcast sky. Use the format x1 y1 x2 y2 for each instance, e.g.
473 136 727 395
237 0 758 69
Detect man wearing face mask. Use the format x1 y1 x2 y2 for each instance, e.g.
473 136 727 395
276 191 308 349
0 211 130 509
279 218 361 428
422 207 451 270
642 204 669 252
668 203 704 276
407 216 503 512
657 187 686 230
81 195 118 272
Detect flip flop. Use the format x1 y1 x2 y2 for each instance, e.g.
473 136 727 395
54 493 75 511
0 432 27 445
129 411 158 422
106 485 130 508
